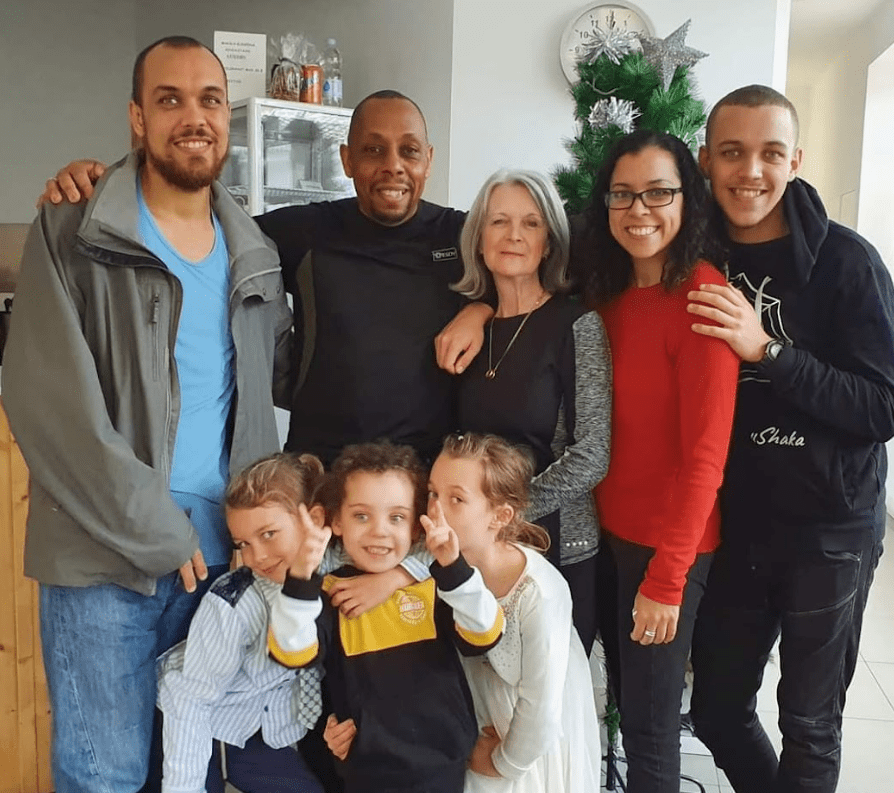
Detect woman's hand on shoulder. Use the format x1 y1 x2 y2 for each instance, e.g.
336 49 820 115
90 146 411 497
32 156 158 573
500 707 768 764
630 590 680 645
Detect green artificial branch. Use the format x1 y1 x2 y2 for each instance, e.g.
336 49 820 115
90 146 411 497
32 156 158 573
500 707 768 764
555 50 707 215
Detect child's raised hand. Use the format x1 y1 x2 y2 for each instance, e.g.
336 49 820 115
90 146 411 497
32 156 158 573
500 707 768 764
323 714 356 760
288 504 332 580
468 725 502 778
420 499 460 567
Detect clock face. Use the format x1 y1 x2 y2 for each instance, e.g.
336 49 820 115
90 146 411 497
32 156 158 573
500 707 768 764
560 2 655 83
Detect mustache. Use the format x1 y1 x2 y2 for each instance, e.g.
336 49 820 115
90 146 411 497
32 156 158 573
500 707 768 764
171 131 217 144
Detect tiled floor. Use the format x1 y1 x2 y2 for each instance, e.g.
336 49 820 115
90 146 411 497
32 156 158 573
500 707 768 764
603 540 894 792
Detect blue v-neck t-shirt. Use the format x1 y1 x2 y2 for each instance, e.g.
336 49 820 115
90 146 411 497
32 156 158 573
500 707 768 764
137 183 235 566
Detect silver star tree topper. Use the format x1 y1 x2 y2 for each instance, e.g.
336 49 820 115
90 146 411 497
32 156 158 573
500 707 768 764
637 20 707 90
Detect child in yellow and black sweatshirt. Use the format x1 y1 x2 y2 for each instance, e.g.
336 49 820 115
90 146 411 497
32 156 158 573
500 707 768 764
268 441 504 793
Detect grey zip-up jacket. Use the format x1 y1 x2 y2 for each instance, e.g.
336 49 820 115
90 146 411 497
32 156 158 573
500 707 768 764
2 154 293 595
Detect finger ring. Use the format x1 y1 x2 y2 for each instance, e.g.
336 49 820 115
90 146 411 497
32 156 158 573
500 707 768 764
644 629 657 638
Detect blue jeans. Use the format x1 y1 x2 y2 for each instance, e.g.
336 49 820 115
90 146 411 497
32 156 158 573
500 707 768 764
600 532 713 793
39 564 227 793
690 535 882 793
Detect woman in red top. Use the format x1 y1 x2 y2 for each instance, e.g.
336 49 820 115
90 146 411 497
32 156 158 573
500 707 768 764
579 130 740 793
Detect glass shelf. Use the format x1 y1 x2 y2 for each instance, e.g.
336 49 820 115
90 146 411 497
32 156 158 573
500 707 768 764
221 98 355 215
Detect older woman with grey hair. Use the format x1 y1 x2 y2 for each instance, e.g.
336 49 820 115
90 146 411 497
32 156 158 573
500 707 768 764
454 169 612 653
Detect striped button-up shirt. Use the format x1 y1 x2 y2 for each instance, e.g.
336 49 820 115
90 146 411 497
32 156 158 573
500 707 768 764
157 568 316 793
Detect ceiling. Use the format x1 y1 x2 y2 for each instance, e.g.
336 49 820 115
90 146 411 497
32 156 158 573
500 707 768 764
789 0 884 67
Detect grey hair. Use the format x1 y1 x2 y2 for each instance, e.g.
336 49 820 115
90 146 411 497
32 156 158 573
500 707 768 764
454 169 570 299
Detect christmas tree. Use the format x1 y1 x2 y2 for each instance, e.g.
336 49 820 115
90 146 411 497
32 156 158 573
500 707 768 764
555 20 708 215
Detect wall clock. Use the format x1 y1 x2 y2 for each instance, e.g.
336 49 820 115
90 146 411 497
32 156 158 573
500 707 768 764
559 2 655 83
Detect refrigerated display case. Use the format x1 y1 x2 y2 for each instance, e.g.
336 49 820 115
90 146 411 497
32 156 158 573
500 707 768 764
221 97 355 215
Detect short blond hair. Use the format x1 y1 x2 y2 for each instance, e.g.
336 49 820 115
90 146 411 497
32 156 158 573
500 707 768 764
225 452 325 515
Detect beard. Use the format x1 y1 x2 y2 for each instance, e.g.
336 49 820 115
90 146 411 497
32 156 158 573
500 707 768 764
143 136 229 191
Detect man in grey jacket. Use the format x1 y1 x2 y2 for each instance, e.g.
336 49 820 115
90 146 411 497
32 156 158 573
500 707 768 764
2 36 291 793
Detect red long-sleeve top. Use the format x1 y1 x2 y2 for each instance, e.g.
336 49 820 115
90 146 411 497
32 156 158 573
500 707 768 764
595 263 740 605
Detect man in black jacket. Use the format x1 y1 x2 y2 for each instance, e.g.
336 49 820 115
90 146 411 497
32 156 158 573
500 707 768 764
687 84 894 793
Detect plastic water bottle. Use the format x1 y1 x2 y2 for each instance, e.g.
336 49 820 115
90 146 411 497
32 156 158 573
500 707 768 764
322 39 343 107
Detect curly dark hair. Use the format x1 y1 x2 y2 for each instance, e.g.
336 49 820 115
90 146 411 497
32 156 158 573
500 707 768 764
580 129 726 307
317 441 429 540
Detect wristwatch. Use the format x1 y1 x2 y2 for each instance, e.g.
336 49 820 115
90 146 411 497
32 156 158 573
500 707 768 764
760 338 786 364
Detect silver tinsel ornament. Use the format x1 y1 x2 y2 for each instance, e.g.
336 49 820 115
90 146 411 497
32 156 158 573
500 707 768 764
579 12 639 65
588 97 641 134
637 20 708 90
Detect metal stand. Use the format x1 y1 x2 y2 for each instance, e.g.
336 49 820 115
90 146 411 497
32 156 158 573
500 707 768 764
604 737 625 791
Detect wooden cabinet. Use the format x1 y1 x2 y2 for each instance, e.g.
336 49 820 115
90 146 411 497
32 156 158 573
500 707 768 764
0 400 53 793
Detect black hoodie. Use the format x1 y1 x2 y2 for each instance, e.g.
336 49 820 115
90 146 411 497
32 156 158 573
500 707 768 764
721 179 894 550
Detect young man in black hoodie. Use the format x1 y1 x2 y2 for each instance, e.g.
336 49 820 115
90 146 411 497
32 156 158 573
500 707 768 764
687 85 894 793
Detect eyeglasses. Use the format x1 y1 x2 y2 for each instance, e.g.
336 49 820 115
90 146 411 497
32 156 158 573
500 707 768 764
605 187 683 210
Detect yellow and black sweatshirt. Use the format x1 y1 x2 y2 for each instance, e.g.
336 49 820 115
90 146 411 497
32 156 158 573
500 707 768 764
269 555 504 793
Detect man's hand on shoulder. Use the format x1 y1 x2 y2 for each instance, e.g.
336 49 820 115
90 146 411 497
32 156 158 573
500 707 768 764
435 301 493 374
687 283 770 362
37 159 107 208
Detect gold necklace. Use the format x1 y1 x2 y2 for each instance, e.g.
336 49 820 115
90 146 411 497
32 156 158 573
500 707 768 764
485 292 547 379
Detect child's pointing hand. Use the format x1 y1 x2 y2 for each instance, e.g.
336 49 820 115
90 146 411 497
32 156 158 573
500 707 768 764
421 499 460 567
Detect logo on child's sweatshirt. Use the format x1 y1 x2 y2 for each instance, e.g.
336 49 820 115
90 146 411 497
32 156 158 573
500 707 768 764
331 577 437 656
750 426 806 447
397 591 427 625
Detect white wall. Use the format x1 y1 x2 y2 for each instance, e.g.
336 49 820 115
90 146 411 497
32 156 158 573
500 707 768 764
859 44 894 267
447 0 791 210
787 0 894 221
0 0 136 222
859 44 894 517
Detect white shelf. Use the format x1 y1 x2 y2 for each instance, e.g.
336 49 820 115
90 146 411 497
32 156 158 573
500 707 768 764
221 97 355 215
